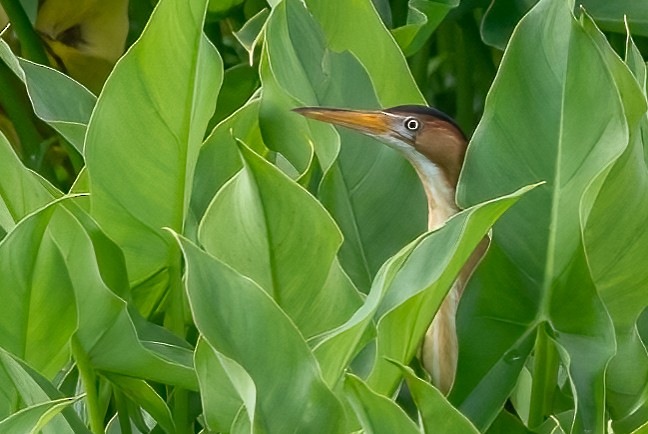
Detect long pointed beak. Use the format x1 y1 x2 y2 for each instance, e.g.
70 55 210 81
293 107 392 137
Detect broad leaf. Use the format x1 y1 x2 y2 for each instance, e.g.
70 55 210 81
0 348 89 433
176 234 348 433
263 0 428 292
455 0 624 431
313 185 533 389
0 131 58 233
581 19 648 430
0 201 76 378
199 143 361 338
85 0 222 283
391 0 459 56
344 374 420 434
391 361 479 434
0 397 80 434
194 338 257 433
0 39 96 153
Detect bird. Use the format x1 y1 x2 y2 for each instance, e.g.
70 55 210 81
293 105 485 394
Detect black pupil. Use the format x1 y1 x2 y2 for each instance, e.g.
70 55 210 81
406 118 419 130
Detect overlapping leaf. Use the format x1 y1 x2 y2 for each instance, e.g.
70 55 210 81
581 18 648 431
262 0 427 292
199 143 361 339
176 234 348 433
85 0 222 283
455 0 627 431
0 39 96 153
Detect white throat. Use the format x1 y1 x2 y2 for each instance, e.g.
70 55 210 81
406 150 459 231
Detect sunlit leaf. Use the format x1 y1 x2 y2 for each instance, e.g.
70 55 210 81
85 0 222 283
199 143 361 338
581 16 648 431
0 40 94 153
344 374 420 434
392 0 459 56
455 0 624 430
176 234 348 432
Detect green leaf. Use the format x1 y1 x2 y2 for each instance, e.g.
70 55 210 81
194 338 257 433
175 234 347 433
0 183 195 389
233 8 270 65
0 397 80 434
0 39 96 154
390 360 479 434
344 374 420 434
313 185 532 390
366 185 534 394
0 348 90 433
85 0 223 282
263 0 428 291
455 0 624 430
581 17 648 429
0 201 76 378
191 99 265 231
481 0 648 50
199 143 361 339
391 0 459 56
46 205 196 388
103 373 175 434
0 131 58 233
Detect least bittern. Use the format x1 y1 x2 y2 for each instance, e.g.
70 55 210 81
294 105 482 394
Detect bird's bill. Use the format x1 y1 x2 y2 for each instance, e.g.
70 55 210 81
292 107 392 136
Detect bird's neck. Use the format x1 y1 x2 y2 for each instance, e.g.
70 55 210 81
408 152 460 231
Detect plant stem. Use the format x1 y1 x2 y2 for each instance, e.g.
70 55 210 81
528 324 560 428
0 0 49 65
0 61 42 165
114 390 133 434
165 253 192 433
71 336 104 434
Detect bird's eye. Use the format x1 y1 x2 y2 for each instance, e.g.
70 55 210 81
404 117 420 131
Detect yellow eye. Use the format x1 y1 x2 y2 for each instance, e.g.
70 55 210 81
404 117 420 131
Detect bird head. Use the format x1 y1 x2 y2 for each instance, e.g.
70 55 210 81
293 105 467 190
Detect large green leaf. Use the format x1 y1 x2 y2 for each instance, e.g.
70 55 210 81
194 338 256 433
0 131 59 234
0 397 80 434
48 208 196 388
0 39 96 153
455 0 624 431
189 98 265 238
85 0 222 282
481 0 648 49
366 186 532 394
344 374 420 434
392 361 479 434
581 20 648 430
0 348 90 433
391 0 459 56
312 185 533 389
199 143 361 339
262 0 428 292
176 234 347 433
0 201 76 378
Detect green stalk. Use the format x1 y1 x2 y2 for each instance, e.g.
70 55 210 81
528 324 560 428
0 0 49 65
408 37 431 97
114 390 133 434
71 336 104 434
165 253 192 433
0 61 42 165
454 21 474 131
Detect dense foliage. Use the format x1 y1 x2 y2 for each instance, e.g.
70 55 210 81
0 0 647 432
